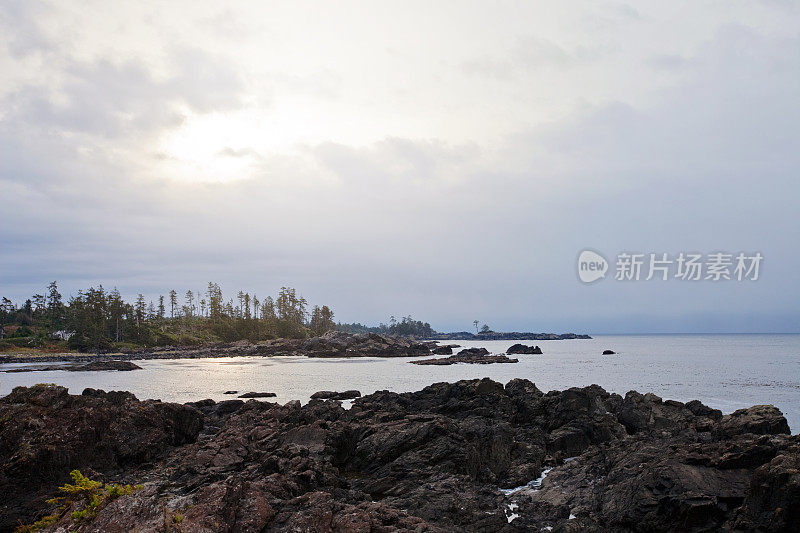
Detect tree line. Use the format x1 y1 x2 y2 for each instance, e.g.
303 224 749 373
0 282 335 352
336 315 434 337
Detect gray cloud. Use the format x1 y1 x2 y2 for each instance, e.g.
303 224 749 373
0 0 53 57
1 2 798 333
4 51 246 139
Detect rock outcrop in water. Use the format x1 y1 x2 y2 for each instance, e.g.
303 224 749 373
506 343 543 355
1 380 797 532
237 391 277 398
310 390 361 400
411 353 519 365
299 331 433 358
4 360 142 372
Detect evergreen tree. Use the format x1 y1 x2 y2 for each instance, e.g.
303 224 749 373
46 281 66 333
261 296 276 320
185 290 194 318
107 288 125 342
169 290 178 318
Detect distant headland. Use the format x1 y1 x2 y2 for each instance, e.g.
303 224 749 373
431 331 592 340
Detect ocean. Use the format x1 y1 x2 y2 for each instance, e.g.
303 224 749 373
2 334 799 432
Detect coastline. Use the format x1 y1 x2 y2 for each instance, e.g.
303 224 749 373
0 331 590 365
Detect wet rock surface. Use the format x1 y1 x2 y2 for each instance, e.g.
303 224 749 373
1 379 796 532
506 343 543 355
74 360 142 371
431 345 453 355
310 390 361 400
237 391 277 398
4 360 142 372
411 353 519 365
298 331 433 358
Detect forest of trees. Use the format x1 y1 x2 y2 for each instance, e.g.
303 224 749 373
336 315 434 337
0 282 438 353
0 282 336 352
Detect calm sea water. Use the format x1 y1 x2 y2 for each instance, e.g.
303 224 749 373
2 334 799 432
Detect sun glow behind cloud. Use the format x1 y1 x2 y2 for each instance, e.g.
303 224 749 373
158 110 265 183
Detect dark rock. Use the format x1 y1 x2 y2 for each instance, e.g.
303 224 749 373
297 331 432 358
685 400 724 421
0 384 202 531
238 391 277 398
81 388 138 404
215 399 245 415
187 398 216 409
4 360 142 372
457 347 490 356
4 380 797 533
714 405 791 438
602 349 616 355
731 443 800 530
310 390 361 400
505 377 544 397
432 346 453 355
4 364 71 373
223 390 238 395
411 353 518 365
507 343 543 354
73 360 142 371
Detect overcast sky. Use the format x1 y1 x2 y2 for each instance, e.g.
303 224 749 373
1 1 798 333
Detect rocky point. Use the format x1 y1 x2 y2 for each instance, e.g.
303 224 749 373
0 379 797 532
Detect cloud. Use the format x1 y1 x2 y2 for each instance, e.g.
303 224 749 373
3 51 246 139
312 137 480 186
460 35 609 81
0 2 798 332
0 0 53 57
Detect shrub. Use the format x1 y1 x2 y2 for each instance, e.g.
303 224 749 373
15 470 142 532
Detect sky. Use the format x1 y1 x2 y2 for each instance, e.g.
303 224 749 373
1 0 798 333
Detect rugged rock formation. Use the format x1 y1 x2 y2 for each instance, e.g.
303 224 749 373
76 360 142 371
1 380 797 532
0 332 435 364
411 353 519 365
237 392 277 398
506 343 543 355
457 347 490 356
4 360 142 372
299 331 432 358
310 390 361 400
0 385 202 532
431 346 453 355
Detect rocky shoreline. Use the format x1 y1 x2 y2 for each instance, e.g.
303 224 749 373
0 331 590 366
0 331 533 368
1 379 797 532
